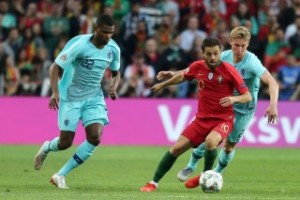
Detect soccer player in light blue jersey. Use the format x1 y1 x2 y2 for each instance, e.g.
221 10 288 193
33 14 121 189
157 26 279 188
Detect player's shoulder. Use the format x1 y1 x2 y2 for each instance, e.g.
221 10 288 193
244 51 260 62
106 39 120 52
69 34 91 42
221 50 232 57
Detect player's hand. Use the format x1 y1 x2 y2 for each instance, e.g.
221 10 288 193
219 96 234 107
109 89 117 100
49 92 59 110
156 71 175 81
265 105 278 124
151 83 163 92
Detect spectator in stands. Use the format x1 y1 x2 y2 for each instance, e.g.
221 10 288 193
179 15 206 53
157 34 188 72
0 0 17 38
80 7 97 34
285 15 300 41
4 56 19 96
43 2 70 59
120 1 148 41
288 15 300 59
231 1 259 36
153 15 173 52
2 28 22 62
104 0 130 26
124 20 150 66
120 52 155 97
0 42 8 95
144 38 160 72
264 27 290 74
277 54 300 100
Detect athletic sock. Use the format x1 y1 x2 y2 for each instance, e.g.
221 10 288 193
214 149 235 173
187 143 205 170
57 140 96 176
153 151 177 183
203 149 218 172
43 137 59 153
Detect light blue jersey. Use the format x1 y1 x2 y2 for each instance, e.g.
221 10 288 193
55 34 121 102
221 50 266 114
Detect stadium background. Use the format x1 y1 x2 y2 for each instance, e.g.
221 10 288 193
0 1 300 199
0 0 300 145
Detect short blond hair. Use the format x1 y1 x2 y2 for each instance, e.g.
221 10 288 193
230 26 251 41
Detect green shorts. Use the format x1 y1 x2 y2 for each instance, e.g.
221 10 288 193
227 111 254 143
58 96 108 132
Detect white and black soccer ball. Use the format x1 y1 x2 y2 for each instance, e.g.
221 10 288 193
199 170 223 193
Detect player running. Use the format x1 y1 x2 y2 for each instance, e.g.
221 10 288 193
33 14 121 189
140 37 252 192
159 26 279 188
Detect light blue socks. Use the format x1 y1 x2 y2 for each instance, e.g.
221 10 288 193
187 143 206 170
43 137 59 153
214 149 235 173
57 140 96 176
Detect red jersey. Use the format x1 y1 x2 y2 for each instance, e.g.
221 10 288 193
183 60 248 120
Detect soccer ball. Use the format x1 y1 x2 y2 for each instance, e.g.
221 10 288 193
199 170 223 193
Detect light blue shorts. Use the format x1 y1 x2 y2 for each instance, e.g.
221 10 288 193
58 96 109 132
227 111 254 143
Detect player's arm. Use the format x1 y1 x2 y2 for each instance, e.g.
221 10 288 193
220 91 252 107
156 69 186 81
152 71 186 92
109 70 121 100
220 65 252 107
260 71 279 123
49 63 61 110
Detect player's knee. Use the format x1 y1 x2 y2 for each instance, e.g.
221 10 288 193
223 146 234 154
87 135 101 146
205 138 219 150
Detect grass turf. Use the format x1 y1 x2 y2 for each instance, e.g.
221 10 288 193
0 145 299 200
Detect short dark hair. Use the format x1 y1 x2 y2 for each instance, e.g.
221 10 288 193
201 37 221 52
96 14 114 26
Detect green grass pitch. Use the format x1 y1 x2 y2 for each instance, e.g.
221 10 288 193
0 145 299 200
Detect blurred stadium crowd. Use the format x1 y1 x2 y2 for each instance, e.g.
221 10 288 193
0 0 300 100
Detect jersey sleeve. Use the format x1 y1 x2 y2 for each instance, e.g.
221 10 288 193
249 53 267 78
54 36 82 69
183 62 197 80
110 45 121 71
227 64 249 94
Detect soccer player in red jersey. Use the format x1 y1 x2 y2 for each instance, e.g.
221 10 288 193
140 37 252 192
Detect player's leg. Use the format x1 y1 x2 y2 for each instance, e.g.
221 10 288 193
140 135 193 192
34 99 79 170
185 120 233 189
52 97 108 189
214 112 253 173
177 143 206 181
54 124 103 180
141 118 205 192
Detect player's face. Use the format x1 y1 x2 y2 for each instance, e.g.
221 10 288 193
230 38 249 60
94 24 115 45
203 46 221 68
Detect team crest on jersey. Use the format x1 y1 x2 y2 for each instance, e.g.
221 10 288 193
208 72 214 80
64 119 69 126
240 68 246 76
217 75 223 84
60 54 67 61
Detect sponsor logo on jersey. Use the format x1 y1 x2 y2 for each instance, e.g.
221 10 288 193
208 72 214 80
